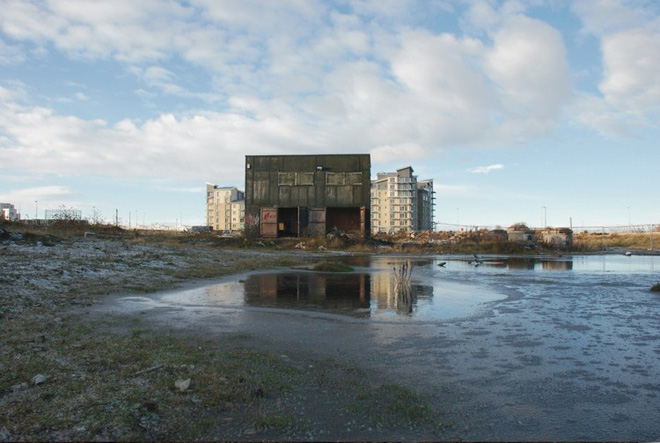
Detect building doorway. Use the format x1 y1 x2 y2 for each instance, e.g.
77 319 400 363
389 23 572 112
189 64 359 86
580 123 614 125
277 207 299 237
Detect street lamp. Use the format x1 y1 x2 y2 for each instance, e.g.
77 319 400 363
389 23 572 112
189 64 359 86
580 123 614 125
35 201 38 220
542 206 547 228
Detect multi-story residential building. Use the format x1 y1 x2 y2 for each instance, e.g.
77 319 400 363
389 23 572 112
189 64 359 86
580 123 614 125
416 179 434 231
370 167 434 234
0 203 19 221
206 183 245 232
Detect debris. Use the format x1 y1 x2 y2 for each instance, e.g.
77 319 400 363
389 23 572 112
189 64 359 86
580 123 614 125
141 400 158 412
175 378 191 392
31 374 47 385
133 364 163 377
294 242 306 249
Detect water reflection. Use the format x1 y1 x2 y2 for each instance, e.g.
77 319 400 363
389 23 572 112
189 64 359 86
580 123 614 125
243 272 372 317
242 269 441 317
497 257 573 271
154 254 656 321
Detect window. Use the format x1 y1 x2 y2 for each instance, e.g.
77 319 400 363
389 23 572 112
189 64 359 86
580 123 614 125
278 172 295 186
325 172 344 185
347 172 362 185
297 172 314 186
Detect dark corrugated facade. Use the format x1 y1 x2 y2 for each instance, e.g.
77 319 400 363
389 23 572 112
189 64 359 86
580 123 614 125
244 154 371 238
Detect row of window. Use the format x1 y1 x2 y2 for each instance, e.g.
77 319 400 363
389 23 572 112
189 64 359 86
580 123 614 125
277 172 363 186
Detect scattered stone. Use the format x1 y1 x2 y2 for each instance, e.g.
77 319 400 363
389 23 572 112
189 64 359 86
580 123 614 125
31 374 47 385
175 378 191 392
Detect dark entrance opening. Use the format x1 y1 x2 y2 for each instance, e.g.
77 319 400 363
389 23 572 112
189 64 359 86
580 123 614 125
277 207 299 237
326 207 361 236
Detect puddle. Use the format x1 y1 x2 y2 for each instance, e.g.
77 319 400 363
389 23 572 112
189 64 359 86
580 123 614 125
150 254 658 321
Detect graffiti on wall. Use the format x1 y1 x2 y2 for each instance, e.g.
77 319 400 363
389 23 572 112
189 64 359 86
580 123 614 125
244 214 259 228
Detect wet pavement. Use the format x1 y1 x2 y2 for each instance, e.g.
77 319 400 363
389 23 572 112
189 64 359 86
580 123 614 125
92 254 660 441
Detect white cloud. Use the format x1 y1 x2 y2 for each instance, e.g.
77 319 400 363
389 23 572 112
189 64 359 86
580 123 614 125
484 14 572 136
572 0 660 131
470 164 504 174
600 29 660 114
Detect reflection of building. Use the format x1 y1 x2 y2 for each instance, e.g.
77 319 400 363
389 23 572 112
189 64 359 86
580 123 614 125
370 267 433 314
244 155 371 238
206 183 245 232
541 260 573 271
370 166 434 234
0 203 19 221
243 272 371 316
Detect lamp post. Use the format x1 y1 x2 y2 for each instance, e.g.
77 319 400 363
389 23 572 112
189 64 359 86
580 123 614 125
542 206 547 228
35 200 38 220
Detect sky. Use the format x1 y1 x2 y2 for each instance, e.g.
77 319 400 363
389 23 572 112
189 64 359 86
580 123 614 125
1 0 658 230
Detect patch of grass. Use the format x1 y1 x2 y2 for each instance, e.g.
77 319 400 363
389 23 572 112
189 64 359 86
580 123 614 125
651 283 660 292
253 413 297 431
350 384 433 427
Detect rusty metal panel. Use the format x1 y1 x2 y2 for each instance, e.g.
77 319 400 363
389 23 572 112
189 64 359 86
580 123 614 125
360 206 366 238
308 208 326 236
260 207 277 238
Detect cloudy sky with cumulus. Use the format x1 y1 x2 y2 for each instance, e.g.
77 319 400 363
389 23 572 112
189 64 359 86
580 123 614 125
1 0 658 228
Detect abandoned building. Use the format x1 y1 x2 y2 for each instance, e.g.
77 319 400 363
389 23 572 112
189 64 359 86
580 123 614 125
541 227 574 249
244 154 371 238
507 223 536 243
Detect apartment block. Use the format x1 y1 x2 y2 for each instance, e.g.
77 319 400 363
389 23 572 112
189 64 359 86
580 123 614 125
206 183 245 232
371 167 434 234
0 203 19 221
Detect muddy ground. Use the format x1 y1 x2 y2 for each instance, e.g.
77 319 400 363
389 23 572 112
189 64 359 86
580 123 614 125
2 231 660 441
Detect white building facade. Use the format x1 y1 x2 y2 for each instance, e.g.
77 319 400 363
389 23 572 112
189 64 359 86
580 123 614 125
370 167 434 234
0 203 19 221
206 184 245 232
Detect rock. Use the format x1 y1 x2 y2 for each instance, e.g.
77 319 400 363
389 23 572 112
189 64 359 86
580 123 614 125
31 374 47 385
175 378 191 392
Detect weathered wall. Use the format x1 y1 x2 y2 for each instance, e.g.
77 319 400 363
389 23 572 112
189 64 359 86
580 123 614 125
244 154 371 238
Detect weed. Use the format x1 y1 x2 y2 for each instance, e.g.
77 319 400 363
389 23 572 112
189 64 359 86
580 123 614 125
253 413 296 431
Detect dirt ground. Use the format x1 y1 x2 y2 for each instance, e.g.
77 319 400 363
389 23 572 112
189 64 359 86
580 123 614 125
1 231 449 441
2 229 660 441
